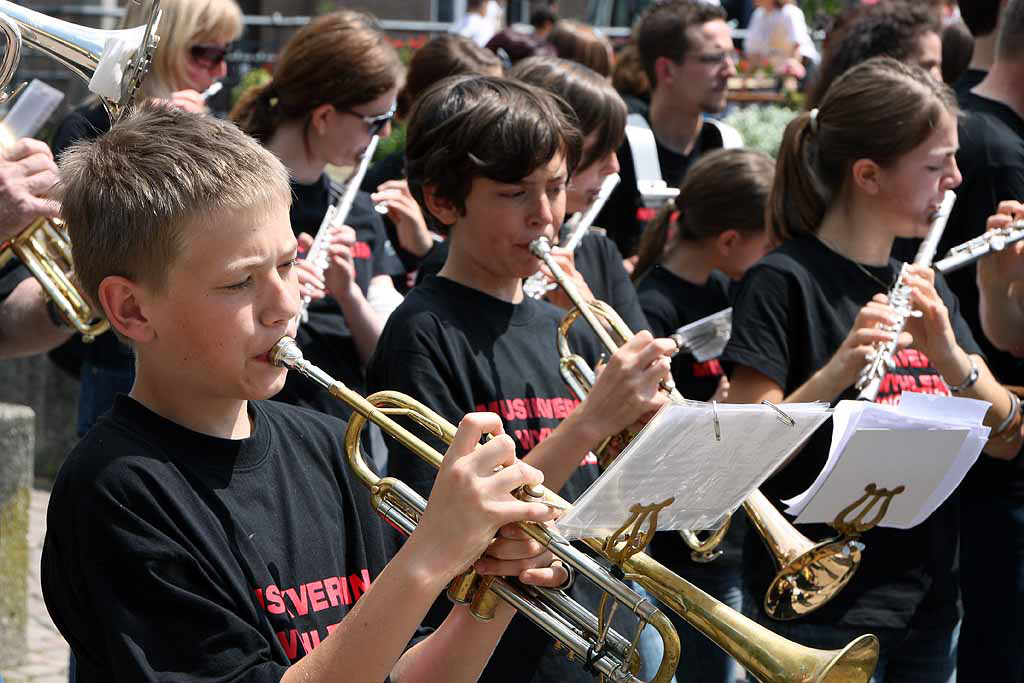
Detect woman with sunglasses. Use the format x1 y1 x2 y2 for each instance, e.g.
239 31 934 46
230 10 405 427
53 0 240 154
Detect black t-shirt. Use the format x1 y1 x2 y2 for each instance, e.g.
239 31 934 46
636 265 730 402
414 228 649 333
952 69 986 99
272 175 402 419
571 228 649 333
366 275 637 683
41 396 404 683
596 113 731 258
0 258 30 301
722 236 982 629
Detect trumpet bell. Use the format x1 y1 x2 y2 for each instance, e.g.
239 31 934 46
764 538 862 621
0 218 109 341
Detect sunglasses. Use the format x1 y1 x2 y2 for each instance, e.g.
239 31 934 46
342 102 397 137
189 44 229 69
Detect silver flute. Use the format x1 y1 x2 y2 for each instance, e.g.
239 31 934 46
856 190 957 402
298 135 379 323
523 173 620 300
934 220 1024 274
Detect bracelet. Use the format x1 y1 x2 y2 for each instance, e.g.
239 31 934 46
948 355 979 393
992 390 1021 442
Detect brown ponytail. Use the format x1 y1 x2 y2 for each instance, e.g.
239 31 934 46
632 203 675 282
633 148 775 280
229 81 281 143
770 111 826 243
229 11 401 148
771 56 958 242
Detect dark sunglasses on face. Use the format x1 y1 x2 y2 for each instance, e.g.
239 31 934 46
342 102 397 137
189 44 229 69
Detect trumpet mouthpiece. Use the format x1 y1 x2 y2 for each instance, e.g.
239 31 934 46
529 237 552 258
270 337 303 369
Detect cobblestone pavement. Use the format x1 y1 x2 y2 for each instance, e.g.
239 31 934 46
3 488 69 683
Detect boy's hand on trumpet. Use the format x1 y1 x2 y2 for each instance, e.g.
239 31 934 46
410 412 564 587
572 330 675 450
475 523 569 588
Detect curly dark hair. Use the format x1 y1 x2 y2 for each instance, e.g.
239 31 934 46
807 1 942 108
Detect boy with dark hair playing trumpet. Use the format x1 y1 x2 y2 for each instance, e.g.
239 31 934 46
40 104 570 683
367 75 676 683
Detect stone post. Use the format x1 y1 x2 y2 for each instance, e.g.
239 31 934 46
0 403 35 669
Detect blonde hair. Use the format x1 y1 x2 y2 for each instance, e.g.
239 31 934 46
122 0 243 98
57 103 291 314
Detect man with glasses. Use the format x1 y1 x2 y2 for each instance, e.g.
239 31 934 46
597 0 743 261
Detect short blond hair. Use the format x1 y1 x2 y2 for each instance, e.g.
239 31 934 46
123 0 243 98
57 103 291 311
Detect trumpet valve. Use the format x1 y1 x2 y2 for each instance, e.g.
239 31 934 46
447 569 480 606
469 576 501 621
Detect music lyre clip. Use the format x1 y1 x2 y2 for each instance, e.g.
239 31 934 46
832 483 906 537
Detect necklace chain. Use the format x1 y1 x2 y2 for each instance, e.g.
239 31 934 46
816 235 895 291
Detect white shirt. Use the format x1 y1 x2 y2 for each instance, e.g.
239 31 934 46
451 12 495 47
745 5 819 63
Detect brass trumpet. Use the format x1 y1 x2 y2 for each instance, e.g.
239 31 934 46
271 336 880 682
532 236 864 620
0 0 161 340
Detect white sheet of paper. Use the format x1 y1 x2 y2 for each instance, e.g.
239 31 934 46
555 401 832 540
783 401 867 513
793 428 968 529
897 391 991 425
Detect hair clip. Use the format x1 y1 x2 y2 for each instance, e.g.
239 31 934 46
808 108 820 134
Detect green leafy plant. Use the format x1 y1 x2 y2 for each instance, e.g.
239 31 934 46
722 104 799 158
799 0 847 30
229 66 272 111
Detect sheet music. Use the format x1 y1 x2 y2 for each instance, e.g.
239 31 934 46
555 401 832 539
784 395 990 529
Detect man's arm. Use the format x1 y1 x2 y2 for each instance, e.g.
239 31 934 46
0 276 73 358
